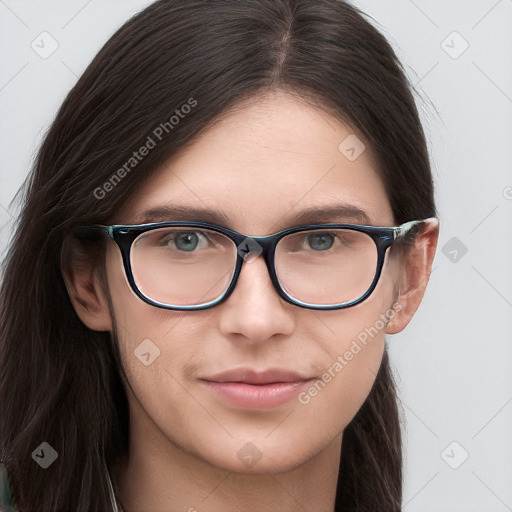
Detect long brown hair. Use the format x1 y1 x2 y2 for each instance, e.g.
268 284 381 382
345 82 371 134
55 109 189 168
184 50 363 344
0 1 435 510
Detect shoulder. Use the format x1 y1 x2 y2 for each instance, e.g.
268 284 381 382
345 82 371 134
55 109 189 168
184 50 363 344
0 461 17 512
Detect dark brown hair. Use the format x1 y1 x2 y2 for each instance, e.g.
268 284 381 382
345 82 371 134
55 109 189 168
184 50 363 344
0 0 435 510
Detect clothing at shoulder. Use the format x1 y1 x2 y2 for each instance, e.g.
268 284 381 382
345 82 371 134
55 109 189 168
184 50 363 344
0 462 124 512
0 462 16 512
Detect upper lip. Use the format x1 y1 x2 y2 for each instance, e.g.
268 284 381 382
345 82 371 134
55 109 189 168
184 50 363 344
200 368 313 385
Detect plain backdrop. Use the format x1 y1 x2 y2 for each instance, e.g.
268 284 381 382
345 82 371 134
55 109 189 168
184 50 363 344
0 1 511 510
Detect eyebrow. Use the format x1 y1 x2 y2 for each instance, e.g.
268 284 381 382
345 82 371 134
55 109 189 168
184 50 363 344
135 205 232 225
134 203 371 229
286 204 370 226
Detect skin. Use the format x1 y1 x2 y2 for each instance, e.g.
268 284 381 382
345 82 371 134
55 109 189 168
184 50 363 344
65 90 438 512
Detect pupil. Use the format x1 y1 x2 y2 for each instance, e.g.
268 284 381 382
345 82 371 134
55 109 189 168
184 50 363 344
176 233 198 251
308 233 333 251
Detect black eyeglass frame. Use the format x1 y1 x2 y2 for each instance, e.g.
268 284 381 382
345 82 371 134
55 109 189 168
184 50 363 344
89 218 436 311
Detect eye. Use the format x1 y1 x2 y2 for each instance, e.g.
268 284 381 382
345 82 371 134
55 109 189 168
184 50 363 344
163 231 210 251
305 233 335 251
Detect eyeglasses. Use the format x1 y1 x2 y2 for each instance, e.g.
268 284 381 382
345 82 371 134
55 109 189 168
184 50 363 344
88 218 437 311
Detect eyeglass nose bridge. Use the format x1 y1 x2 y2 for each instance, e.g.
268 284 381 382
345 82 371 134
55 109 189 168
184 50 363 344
227 233 285 302
235 236 266 263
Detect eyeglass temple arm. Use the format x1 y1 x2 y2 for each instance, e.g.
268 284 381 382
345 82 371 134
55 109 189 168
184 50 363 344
393 217 439 240
74 224 114 240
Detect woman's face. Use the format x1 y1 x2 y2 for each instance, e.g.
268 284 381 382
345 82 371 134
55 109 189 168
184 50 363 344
105 90 401 475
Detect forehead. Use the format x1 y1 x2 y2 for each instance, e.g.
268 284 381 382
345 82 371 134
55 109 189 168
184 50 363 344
116 91 394 232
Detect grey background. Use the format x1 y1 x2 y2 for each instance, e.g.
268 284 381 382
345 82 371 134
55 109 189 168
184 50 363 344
0 0 511 510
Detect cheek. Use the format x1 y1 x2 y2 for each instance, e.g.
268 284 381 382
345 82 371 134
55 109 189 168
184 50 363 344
109 299 211 452
298 260 399 426
298 315 386 432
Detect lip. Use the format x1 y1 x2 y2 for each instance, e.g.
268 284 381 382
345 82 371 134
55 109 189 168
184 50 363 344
199 368 314 408
202 368 312 385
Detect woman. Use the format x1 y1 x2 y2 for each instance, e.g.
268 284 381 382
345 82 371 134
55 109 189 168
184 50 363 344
0 0 439 510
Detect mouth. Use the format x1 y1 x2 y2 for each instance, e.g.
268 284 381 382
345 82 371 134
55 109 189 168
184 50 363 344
198 368 315 408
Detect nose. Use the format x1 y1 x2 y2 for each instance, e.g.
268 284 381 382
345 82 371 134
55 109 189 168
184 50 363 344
218 254 295 344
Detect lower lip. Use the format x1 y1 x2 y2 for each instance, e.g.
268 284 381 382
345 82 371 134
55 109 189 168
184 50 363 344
200 380 312 408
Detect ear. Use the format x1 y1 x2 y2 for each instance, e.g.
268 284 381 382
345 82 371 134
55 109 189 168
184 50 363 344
386 219 439 334
61 239 113 332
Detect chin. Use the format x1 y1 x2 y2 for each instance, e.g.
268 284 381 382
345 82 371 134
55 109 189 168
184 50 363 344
195 438 317 476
